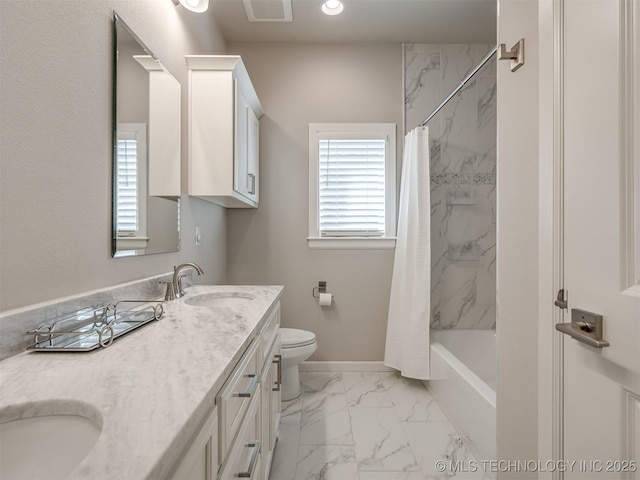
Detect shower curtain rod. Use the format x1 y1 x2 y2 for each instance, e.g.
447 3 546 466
420 45 498 127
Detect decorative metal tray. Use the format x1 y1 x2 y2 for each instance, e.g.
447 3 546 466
27 300 164 352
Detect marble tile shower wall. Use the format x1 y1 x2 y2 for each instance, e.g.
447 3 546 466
405 44 497 330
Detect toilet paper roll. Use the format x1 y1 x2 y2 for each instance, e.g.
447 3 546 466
318 292 333 306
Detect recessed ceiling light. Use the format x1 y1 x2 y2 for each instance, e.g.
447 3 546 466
321 0 344 16
172 0 209 13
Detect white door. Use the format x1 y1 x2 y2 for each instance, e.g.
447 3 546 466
559 0 640 477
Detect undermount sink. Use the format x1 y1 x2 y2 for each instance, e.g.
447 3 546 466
0 401 102 480
184 292 256 308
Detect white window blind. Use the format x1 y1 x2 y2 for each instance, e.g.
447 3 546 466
115 123 147 239
309 123 396 249
318 139 387 237
116 138 139 234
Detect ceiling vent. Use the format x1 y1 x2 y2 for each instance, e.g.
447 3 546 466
242 0 293 22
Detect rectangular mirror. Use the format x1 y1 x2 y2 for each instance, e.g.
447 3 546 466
112 12 181 257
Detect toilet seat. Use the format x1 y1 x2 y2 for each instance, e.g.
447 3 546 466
281 328 316 349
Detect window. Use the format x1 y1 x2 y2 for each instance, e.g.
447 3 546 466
308 123 396 249
115 123 147 240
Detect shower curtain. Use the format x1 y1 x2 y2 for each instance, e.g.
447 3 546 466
384 126 431 380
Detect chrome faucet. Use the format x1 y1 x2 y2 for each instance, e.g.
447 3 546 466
172 263 204 299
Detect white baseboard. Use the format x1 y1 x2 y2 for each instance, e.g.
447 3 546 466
299 361 397 372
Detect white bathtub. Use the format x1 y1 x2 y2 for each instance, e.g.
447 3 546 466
428 329 496 465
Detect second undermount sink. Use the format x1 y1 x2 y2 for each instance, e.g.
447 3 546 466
184 292 256 308
0 401 102 480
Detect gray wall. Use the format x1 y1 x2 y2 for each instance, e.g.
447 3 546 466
0 1 228 312
226 42 403 361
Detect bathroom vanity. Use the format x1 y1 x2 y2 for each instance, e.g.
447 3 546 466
0 285 283 480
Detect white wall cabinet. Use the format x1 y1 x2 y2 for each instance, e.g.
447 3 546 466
186 55 263 208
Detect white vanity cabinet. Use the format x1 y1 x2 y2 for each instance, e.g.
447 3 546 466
218 393 262 480
186 55 264 208
219 302 282 480
216 337 260 460
259 336 282 479
258 311 281 479
168 407 218 480
168 301 282 480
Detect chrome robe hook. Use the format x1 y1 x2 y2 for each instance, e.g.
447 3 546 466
498 39 525 72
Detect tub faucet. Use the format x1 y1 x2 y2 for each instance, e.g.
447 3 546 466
172 263 204 299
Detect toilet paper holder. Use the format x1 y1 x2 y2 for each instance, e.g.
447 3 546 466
312 281 335 300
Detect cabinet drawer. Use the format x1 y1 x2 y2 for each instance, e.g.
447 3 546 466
217 339 259 461
259 334 281 480
218 393 261 480
259 303 280 364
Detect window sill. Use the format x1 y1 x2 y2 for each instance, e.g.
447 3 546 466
307 237 396 250
116 236 149 249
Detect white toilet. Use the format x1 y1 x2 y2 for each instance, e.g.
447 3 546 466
280 328 317 401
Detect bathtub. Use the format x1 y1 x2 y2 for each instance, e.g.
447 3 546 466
428 329 496 465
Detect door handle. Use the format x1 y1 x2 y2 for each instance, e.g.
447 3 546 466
555 309 610 348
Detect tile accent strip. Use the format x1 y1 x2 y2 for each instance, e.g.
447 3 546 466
430 172 496 186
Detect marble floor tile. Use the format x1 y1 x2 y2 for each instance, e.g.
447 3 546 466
387 377 448 423
343 371 395 408
359 472 489 480
358 471 423 479
299 390 354 446
281 396 303 425
303 372 345 394
402 422 484 479
350 407 419 472
359 471 488 480
269 421 300 480
269 369 489 480
295 445 359 480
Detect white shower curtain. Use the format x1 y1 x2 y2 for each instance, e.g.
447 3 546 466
384 126 431 380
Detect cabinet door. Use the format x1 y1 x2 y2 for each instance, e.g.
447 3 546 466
234 86 250 200
217 339 259 461
258 336 281 479
269 337 282 452
246 107 259 203
219 394 262 480
169 407 218 480
260 360 271 480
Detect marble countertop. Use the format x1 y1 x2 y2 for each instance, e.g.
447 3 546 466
0 284 283 480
